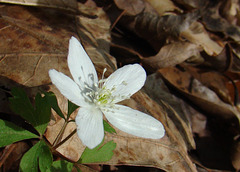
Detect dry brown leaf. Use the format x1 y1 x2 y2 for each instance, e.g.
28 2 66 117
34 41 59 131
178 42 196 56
142 41 202 71
0 0 78 12
185 106 209 138
145 0 182 16
180 21 224 56
159 67 240 121
202 4 240 42
0 5 77 87
0 142 30 171
115 9 200 51
133 12 199 49
229 43 240 73
114 0 145 16
219 0 240 24
184 66 233 105
144 73 196 150
200 44 232 72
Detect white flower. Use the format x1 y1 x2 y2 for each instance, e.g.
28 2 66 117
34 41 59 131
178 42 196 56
49 37 165 149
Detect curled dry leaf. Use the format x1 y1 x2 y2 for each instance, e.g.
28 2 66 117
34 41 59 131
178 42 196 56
144 73 196 150
219 0 240 24
134 12 199 45
145 0 182 16
114 0 145 16
183 66 233 105
202 5 240 42
142 41 202 71
200 44 232 72
180 21 224 56
159 67 240 121
0 0 78 12
118 11 200 50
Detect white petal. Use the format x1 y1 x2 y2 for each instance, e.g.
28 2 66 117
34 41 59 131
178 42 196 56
75 107 104 149
68 37 98 89
104 64 146 103
102 104 165 139
49 69 89 107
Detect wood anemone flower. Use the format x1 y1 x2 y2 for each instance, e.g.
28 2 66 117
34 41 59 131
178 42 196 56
49 37 165 149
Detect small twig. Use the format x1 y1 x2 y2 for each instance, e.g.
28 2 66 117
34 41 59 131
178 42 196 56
110 10 126 31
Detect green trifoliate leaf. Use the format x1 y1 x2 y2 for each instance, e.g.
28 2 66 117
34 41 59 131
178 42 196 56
67 100 79 119
20 140 52 172
103 120 116 134
78 140 116 163
0 119 38 148
46 160 73 172
44 91 65 120
9 88 51 135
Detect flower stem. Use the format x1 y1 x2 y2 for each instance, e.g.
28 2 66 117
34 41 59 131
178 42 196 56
52 129 77 150
52 120 68 147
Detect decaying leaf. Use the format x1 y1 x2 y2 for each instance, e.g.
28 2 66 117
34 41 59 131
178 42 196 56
145 0 182 16
132 11 199 49
114 0 145 16
202 4 240 42
159 67 240 121
183 66 233 104
0 5 75 87
142 41 202 71
180 21 224 56
144 73 196 150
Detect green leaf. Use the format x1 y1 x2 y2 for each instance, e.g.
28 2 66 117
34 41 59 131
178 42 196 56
20 140 52 172
9 88 35 126
34 93 51 135
44 91 65 120
67 100 79 119
39 142 53 172
103 120 116 134
46 160 73 172
79 140 116 163
0 119 38 148
9 88 51 135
